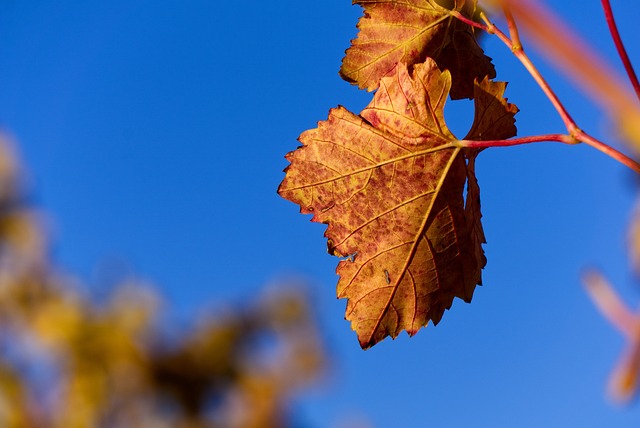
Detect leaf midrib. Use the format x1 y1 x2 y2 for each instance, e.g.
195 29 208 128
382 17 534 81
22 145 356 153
364 146 461 344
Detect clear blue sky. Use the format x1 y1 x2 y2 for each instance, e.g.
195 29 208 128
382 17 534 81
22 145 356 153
1 1 639 426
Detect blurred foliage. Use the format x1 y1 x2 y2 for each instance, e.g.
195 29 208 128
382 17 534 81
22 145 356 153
585 206 640 403
0 136 325 427
477 0 640 403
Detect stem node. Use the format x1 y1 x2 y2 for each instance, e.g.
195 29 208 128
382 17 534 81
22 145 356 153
568 127 583 144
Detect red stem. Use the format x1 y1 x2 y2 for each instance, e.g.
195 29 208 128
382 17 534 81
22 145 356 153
450 10 640 174
449 10 486 31
575 129 640 174
501 5 521 50
601 0 640 101
458 134 573 149
478 12 578 132
459 133 640 173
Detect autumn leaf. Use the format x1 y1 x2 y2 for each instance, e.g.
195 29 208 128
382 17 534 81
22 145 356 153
279 59 517 348
435 14 497 100
340 0 495 99
465 77 519 141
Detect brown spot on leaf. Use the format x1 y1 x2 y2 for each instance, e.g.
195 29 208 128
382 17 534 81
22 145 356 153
279 58 518 348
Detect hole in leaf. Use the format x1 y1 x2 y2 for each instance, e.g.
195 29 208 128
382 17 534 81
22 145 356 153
444 97 475 140
340 252 358 263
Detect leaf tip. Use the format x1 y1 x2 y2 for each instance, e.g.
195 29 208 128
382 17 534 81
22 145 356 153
359 339 373 350
406 327 420 337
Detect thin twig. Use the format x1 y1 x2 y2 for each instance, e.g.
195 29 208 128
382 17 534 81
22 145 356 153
501 4 521 51
575 129 640 174
478 12 578 133
449 10 640 174
495 0 640 143
600 0 640 101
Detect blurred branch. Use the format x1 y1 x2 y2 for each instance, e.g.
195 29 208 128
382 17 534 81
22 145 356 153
583 270 640 402
486 0 640 149
451 6 640 173
600 0 640 101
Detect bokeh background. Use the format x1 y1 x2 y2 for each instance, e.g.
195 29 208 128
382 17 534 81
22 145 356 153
0 0 639 426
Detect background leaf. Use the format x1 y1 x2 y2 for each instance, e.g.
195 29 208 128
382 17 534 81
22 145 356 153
340 0 495 98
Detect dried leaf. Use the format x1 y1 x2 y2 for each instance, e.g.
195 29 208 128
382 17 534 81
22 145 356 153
280 59 517 347
465 77 519 141
434 12 497 99
340 0 495 99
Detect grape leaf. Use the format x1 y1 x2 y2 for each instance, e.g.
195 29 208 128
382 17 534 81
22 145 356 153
339 0 495 99
434 14 497 100
465 77 519 141
279 59 517 348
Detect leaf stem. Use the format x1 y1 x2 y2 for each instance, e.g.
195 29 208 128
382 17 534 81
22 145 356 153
478 12 578 133
459 133 640 173
488 0 640 131
451 9 640 174
448 10 487 32
600 0 640 101
458 134 574 149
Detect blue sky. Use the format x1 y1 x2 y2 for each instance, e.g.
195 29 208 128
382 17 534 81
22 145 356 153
1 1 639 426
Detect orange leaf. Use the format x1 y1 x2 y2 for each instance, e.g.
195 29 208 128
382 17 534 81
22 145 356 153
340 0 495 99
280 59 517 347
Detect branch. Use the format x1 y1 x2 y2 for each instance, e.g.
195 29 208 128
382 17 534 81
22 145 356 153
451 8 640 174
477 11 578 132
500 4 521 51
575 129 640 174
600 0 640 101
583 270 640 401
488 0 640 148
